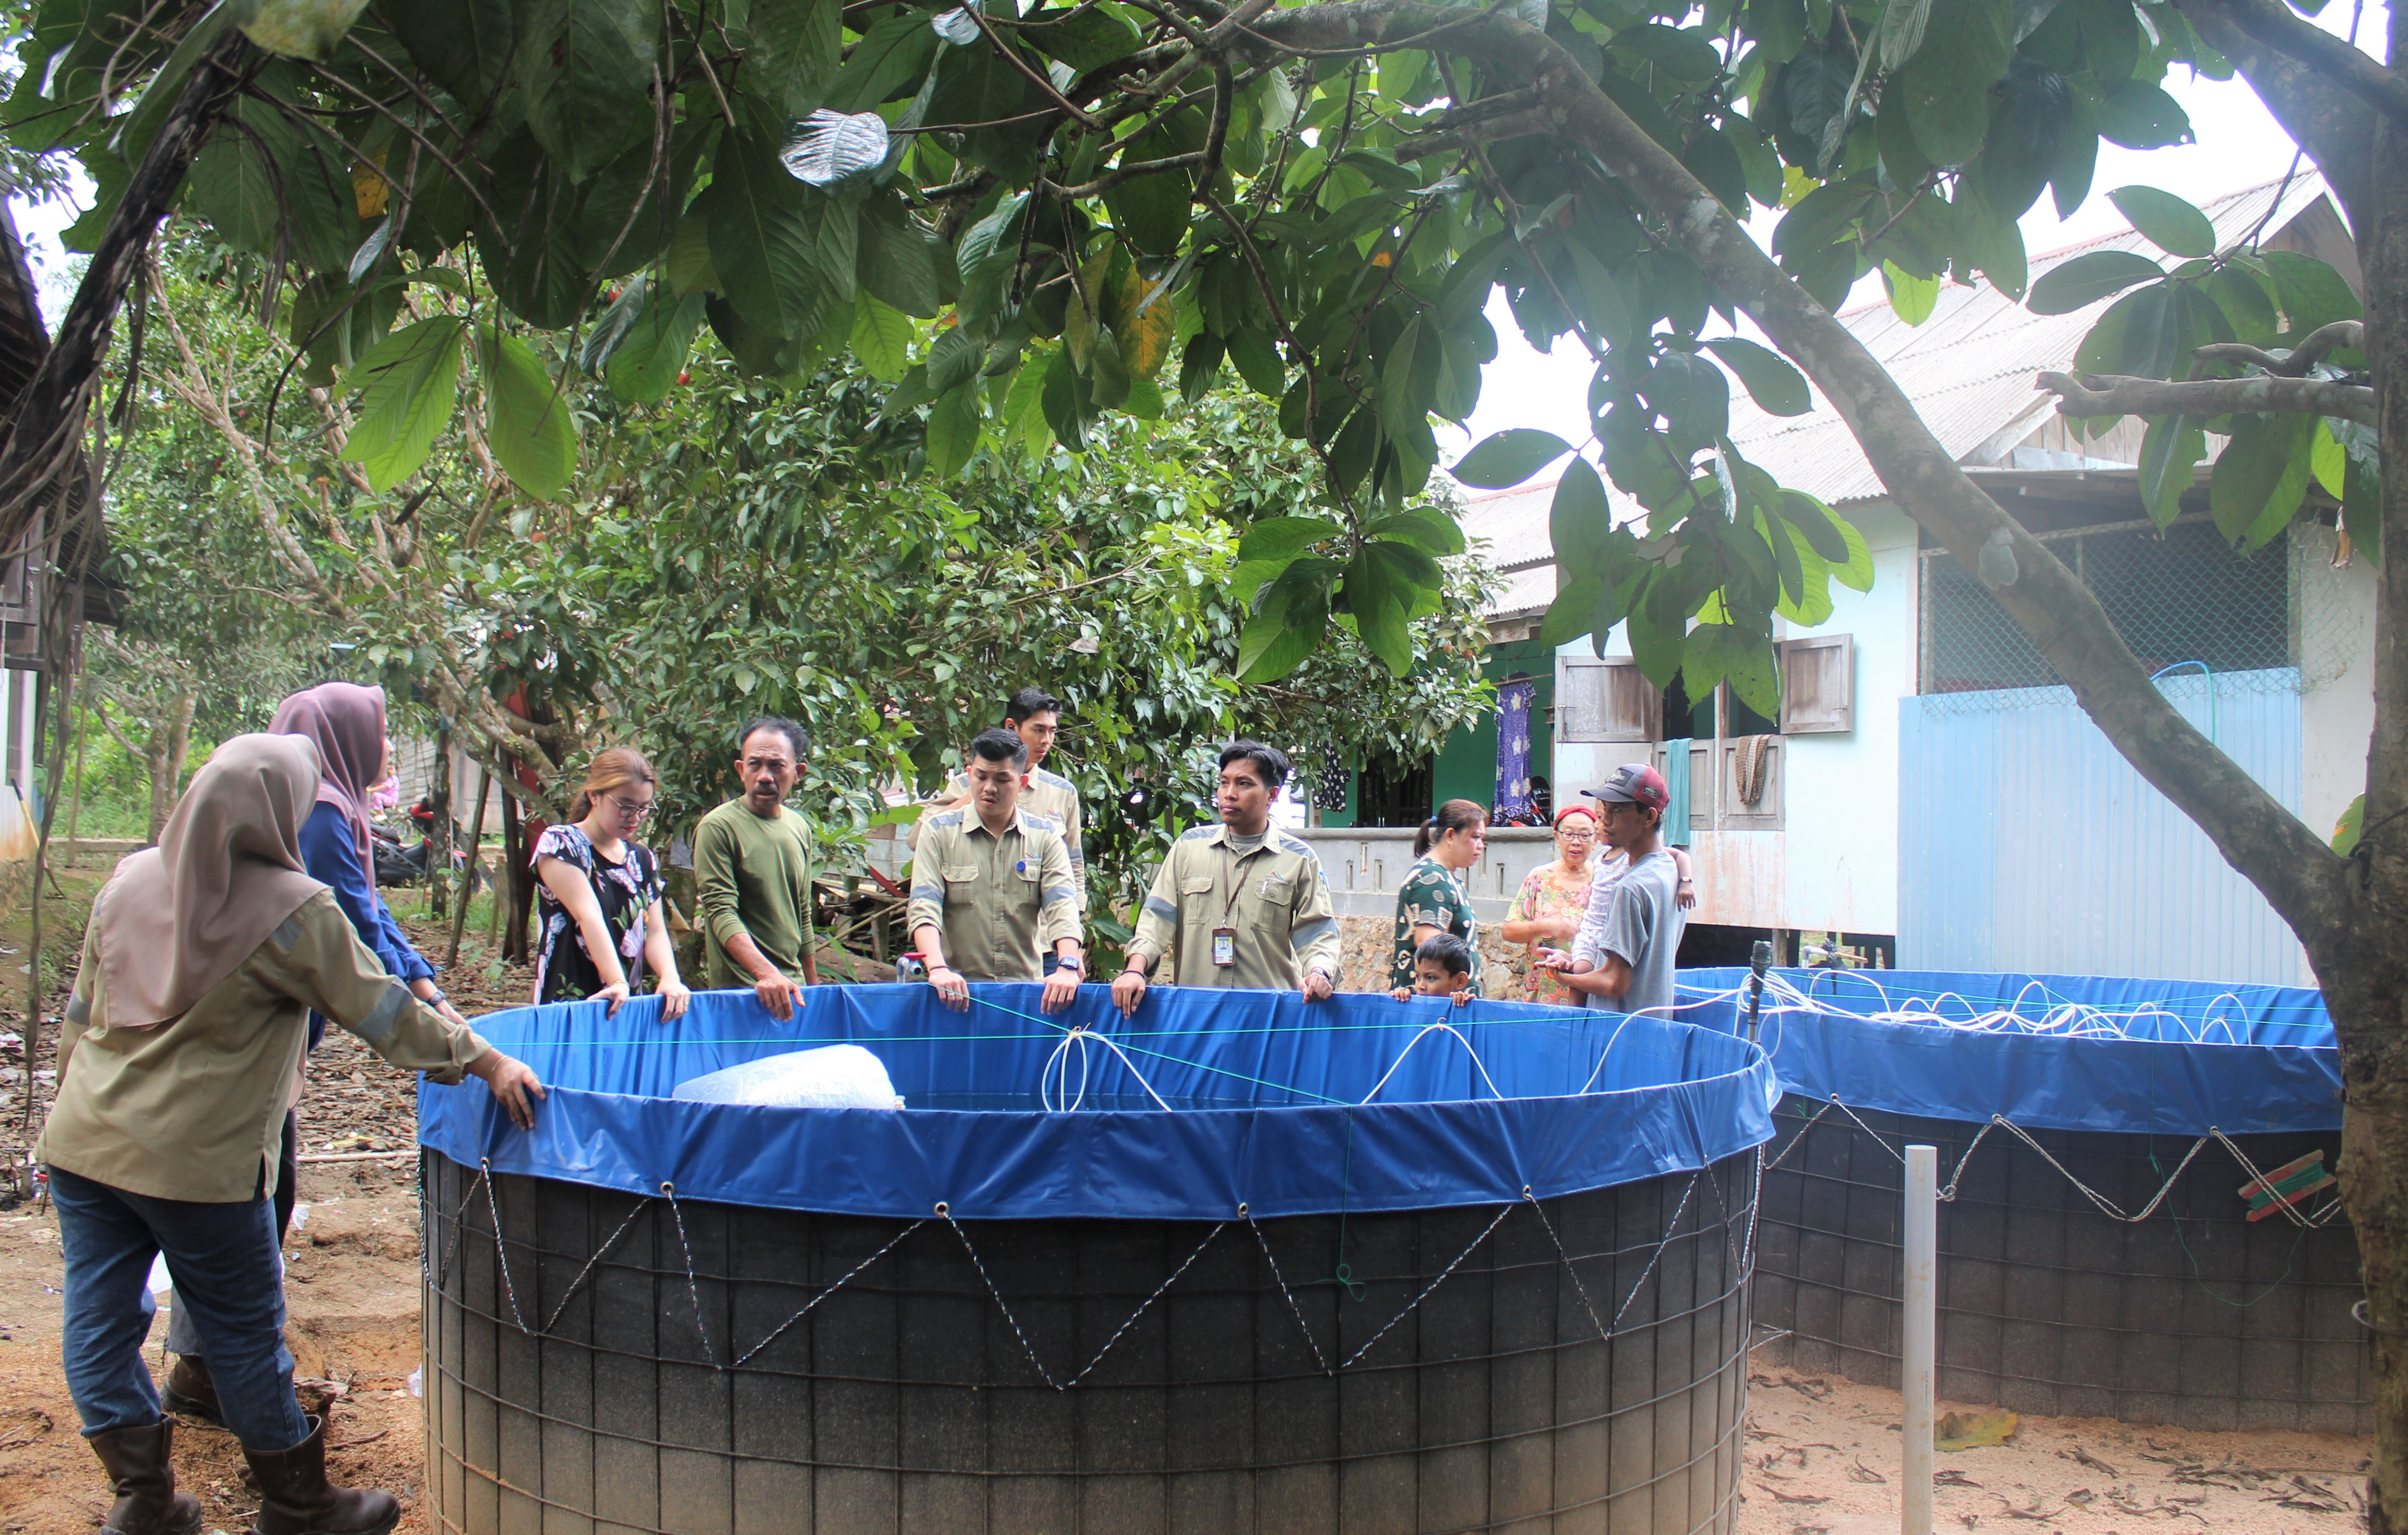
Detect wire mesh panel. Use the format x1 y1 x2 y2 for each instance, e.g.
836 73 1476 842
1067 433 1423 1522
423 1149 1760 1535
1920 518 2297 709
1753 1098 2367 1434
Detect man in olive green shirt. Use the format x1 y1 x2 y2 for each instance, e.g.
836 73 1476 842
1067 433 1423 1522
694 717 819 1019
1113 741 1340 1015
907 730 1084 1012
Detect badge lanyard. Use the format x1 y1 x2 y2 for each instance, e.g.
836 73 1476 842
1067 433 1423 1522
1211 842 1252 967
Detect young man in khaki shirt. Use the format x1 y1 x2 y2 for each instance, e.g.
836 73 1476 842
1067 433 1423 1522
907 730 1084 1013
916 687 1088 930
1113 741 1341 1015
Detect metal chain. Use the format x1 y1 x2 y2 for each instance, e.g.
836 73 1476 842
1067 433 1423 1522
540 1194 656 1337
728 1219 929 1369
1611 1175 1698 1332
1341 1201 1517 1371
942 1204 1065 1390
1521 1190 1610 1341
1062 1221 1228 1388
1247 1210 1335 1375
479 1159 531 1331
1985 1119 2211 1224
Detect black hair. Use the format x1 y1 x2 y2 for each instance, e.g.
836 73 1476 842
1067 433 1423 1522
968 727 1030 769
1003 687 1061 724
1413 798 1489 858
1218 739 1290 789
1414 932 1474 979
737 716 809 759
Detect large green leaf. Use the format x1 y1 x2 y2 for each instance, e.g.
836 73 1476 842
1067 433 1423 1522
1240 517 1342 562
1344 548 1414 675
607 289 706 403
2026 250 2163 315
519 0 661 183
2137 415 2203 528
1773 522 1836 625
1892 0 2015 167
850 294 914 382
1882 261 1939 325
240 0 372 62
1454 428 1574 488
2105 186 2216 258
385 0 517 107
2261 250 2363 336
706 130 833 340
1702 337 1812 416
188 95 359 274
477 327 578 500
925 382 982 477
858 199 950 317
825 9 938 113
743 0 844 119
1550 456 1615 576
2094 82 2191 149
337 317 466 492
2209 411 2316 551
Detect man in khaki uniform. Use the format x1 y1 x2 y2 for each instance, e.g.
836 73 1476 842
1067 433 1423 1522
909 730 1084 1013
916 687 1087 920
1113 741 1340 1015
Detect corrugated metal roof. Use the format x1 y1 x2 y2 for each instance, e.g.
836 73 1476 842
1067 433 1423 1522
1726 173 2334 503
1457 173 2338 613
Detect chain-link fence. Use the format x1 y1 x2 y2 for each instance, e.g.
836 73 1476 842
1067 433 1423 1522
1917 516 2355 713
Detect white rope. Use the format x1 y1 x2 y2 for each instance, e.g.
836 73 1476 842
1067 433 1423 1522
1356 1021 1505 1106
1725 970 2315 1048
1040 1026 1172 1113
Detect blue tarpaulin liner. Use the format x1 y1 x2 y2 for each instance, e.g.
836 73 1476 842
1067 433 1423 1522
1674 966 2340 1137
419 985 1777 1221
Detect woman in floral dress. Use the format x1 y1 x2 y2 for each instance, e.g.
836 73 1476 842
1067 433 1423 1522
1388 799 1490 992
531 748 692 1017
1501 805 1605 1005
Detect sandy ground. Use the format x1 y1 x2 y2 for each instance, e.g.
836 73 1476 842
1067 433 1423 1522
1735 1364 2370 1533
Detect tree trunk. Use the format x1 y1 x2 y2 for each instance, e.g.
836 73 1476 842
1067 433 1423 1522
499 785 529 964
428 724 452 920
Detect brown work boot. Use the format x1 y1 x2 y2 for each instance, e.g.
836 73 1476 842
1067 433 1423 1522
159 1355 221 1425
87 1420 203 1535
242 1416 398 1535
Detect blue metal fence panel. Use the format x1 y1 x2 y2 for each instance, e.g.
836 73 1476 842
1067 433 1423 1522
1897 670 2305 984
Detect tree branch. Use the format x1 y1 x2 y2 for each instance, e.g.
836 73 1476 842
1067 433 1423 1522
2195 320 2366 376
1240 0 2354 955
2036 368 2374 424
0 30 250 556
2178 0 2408 133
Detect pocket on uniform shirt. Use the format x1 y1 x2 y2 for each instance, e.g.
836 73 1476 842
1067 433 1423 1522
1179 876 1215 896
943 864 981 883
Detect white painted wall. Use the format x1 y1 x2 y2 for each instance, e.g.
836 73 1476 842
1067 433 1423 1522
1552 502 1921 936
2294 522 2376 847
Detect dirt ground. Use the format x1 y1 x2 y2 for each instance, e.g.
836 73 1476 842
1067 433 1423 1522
1735 1366 2370 1533
0 865 2376 1532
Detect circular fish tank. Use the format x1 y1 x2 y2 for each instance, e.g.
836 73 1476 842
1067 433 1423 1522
1678 966 2364 1434
418 985 1778 1532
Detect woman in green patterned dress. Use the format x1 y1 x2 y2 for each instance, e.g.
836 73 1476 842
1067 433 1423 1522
1388 799 1489 992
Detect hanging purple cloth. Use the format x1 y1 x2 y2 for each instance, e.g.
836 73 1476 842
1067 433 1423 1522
1493 679 1537 824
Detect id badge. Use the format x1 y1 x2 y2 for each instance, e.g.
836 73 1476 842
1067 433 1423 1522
1211 926 1238 967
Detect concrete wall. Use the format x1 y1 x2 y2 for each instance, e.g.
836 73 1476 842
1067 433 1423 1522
2295 522 2376 846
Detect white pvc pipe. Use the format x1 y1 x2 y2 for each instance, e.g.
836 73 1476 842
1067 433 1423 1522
1902 1144 1937 1535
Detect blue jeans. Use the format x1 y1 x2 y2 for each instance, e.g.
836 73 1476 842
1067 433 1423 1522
161 1112 298 1359
49 1163 311 1452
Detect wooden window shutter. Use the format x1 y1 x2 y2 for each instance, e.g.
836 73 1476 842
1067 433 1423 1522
1556 656 1661 742
1778 634 1854 734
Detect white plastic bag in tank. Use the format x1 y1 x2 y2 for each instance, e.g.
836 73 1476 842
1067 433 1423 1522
672 1044 904 1110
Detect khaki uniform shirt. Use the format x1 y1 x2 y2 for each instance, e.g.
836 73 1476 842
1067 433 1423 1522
1128 825 1342 989
919 766 1087 912
38 889 489 1204
906 807 1080 982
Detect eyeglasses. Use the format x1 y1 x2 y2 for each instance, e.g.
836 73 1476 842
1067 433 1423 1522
609 794 655 822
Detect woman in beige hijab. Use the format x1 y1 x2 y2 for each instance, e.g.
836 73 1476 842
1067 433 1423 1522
38 734 543 1535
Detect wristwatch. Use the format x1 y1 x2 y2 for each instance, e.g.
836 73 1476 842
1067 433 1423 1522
423 987 449 1007
1056 955 1084 975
